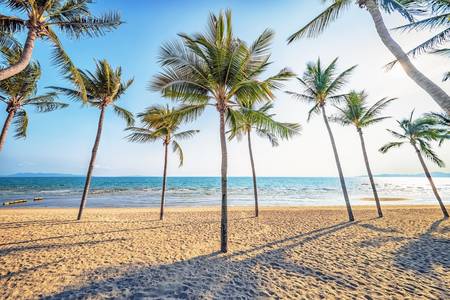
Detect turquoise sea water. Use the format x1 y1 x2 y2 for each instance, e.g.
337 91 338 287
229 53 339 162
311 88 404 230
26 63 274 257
1 176 449 208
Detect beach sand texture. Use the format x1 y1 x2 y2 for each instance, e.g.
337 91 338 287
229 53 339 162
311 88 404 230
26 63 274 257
0 206 449 299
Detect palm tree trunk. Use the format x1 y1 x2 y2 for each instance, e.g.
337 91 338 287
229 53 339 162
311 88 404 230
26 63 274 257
77 106 106 220
219 108 228 253
0 110 15 152
363 0 450 115
160 141 169 220
413 144 449 218
0 29 37 81
358 128 383 218
247 130 259 217
321 106 354 221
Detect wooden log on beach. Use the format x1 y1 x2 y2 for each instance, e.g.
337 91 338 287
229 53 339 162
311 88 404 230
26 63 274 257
3 199 28 206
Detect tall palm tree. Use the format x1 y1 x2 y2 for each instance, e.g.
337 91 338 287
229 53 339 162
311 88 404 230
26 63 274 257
126 105 199 220
380 111 449 218
0 0 121 97
50 60 134 220
287 0 450 115
0 46 67 151
287 58 356 221
228 102 300 217
151 10 294 253
333 91 396 218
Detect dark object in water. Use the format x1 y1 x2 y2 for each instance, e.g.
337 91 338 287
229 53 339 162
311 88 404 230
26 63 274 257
3 199 27 206
33 197 44 201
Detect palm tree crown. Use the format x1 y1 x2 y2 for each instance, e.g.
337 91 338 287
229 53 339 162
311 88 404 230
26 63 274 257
393 0 449 58
0 0 122 91
228 102 300 146
332 90 396 130
287 57 356 120
380 111 447 167
50 59 134 126
151 10 294 111
0 46 67 138
127 105 199 166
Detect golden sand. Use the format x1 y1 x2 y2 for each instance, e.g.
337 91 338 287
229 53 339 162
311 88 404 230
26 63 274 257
0 206 449 299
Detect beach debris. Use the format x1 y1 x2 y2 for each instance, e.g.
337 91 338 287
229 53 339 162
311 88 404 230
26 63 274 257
3 199 28 206
33 197 44 201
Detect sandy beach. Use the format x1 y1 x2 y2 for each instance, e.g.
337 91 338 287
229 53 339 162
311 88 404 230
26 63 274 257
0 206 449 299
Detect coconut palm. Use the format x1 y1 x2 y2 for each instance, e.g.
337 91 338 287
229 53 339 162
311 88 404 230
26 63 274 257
0 45 67 152
0 0 121 97
50 60 134 220
380 111 449 218
333 91 396 218
287 0 450 115
151 10 294 252
228 102 301 217
126 105 199 220
287 58 356 221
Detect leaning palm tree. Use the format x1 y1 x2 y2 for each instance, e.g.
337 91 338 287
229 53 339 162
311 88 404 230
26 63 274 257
50 60 134 220
228 102 300 217
0 46 67 151
151 10 294 252
126 105 199 220
287 0 450 115
287 58 356 221
0 0 121 97
380 112 449 218
333 91 396 218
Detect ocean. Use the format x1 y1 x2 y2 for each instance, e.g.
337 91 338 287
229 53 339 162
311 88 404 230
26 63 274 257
1 176 449 209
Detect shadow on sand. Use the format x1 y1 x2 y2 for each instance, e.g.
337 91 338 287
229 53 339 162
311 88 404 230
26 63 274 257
44 221 357 299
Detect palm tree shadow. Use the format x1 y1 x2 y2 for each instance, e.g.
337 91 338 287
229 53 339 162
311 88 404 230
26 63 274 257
393 218 450 275
44 221 357 299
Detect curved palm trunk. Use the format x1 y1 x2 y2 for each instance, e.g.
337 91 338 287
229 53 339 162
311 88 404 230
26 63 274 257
413 145 449 218
77 106 106 220
219 108 228 253
364 0 450 115
160 141 169 220
247 130 259 217
358 128 383 218
0 30 37 81
322 106 354 221
0 110 15 152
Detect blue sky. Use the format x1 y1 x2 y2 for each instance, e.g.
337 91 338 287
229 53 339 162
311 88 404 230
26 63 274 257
1 0 449 177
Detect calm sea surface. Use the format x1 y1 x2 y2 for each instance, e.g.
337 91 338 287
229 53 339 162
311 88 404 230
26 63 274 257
1 176 449 208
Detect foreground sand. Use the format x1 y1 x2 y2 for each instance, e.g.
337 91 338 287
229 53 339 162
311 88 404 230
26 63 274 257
0 206 449 299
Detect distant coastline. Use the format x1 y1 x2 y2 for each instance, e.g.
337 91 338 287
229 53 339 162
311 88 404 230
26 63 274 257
2 172 450 178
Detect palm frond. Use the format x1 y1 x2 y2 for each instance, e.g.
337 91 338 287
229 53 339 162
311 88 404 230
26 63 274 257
113 105 134 127
12 109 28 138
171 140 184 167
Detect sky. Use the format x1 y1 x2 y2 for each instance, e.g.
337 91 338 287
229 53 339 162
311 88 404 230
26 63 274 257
0 0 449 177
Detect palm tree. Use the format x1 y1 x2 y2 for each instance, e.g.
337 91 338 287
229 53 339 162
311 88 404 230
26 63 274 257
380 111 449 218
0 0 121 97
333 91 396 218
50 60 134 220
287 0 450 115
287 58 356 221
0 46 67 151
228 102 300 217
151 10 294 253
126 105 199 220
